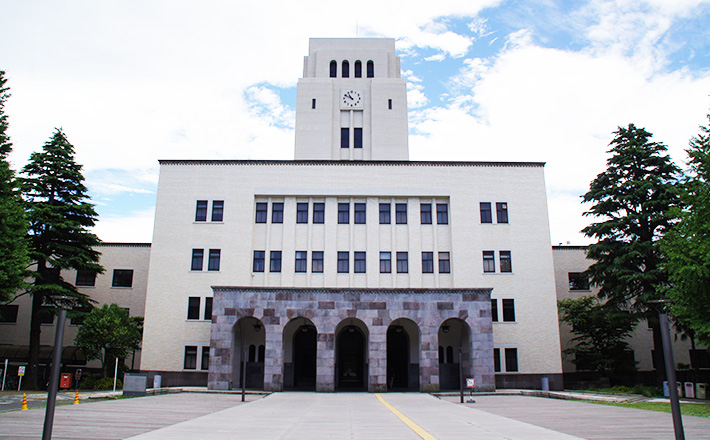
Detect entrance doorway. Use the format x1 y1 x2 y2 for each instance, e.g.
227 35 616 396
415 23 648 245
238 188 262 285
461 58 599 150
293 325 317 389
438 318 471 390
387 326 409 389
336 325 366 390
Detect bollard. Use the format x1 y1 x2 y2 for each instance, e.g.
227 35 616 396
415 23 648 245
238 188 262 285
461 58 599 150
73 389 79 405
21 393 28 410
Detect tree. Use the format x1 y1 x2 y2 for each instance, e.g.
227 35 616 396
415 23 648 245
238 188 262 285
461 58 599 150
582 123 681 378
559 296 638 374
661 114 710 346
20 128 103 389
75 304 143 378
0 71 28 302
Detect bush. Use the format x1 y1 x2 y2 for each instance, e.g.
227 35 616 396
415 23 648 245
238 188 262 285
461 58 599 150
79 376 97 390
92 377 122 390
631 384 663 397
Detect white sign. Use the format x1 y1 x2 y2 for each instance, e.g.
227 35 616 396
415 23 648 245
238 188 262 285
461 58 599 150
466 377 475 388
18 366 25 377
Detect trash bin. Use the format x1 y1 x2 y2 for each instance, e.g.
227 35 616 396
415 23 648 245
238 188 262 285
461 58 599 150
663 381 683 397
59 373 72 390
696 383 707 400
684 382 695 399
153 374 162 389
541 377 549 391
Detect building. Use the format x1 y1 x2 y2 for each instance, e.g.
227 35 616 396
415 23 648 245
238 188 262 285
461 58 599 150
138 38 564 391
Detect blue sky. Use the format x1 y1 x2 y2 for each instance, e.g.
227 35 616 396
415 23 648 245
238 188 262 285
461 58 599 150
2 0 710 244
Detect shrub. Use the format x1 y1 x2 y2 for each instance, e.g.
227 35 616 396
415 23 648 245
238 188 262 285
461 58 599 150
79 375 97 390
93 377 122 390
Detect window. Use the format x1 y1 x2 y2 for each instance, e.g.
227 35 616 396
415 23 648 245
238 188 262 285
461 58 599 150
354 60 362 78
446 346 454 364
496 202 508 223
500 251 512 273
0 305 19 323
330 60 337 78
75 270 96 287
439 252 451 274
297 203 309 224
211 200 224 222
502 299 516 322
342 60 349 78
253 251 265 272
491 299 498 322
422 252 434 273
420 203 432 224
354 128 362 148
191 249 204 271
184 346 197 370
396 252 408 273
380 252 391 273
505 348 519 372
313 203 325 224
493 348 501 372
187 297 200 320
483 251 495 273
480 202 492 223
690 349 710 369
255 202 267 223
270 251 282 273
337 252 349 273
354 252 366 273
312 251 324 273
271 202 283 223
40 311 54 324
388 99 392 109
312 98 316 109
112 269 133 287
258 345 265 362
201 347 210 371
195 200 208 222
436 203 449 224
354 203 366 224
208 249 221 271
395 203 407 224
379 203 391 224
341 127 349 148
338 203 349 224
204 297 212 320
295 251 307 273
69 305 91 326
367 60 374 78
568 272 590 290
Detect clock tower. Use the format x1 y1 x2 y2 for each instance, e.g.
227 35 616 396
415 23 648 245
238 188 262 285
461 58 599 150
294 38 409 161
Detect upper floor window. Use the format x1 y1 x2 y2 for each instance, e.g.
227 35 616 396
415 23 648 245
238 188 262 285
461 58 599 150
312 251 324 273
75 270 96 287
491 299 498 322
191 249 204 271
422 252 434 273
502 299 516 322
354 60 362 78
569 272 590 290
201 346 210 371
204 297 213 320
184 346 197 370
313 203 325 224
187 297 200 320
342 60 349 78
112 269 133 288
330 60 337 78
420 203 432 224
253 251 265 272
496 202 508 223
437 203 449 224
0 305 19 323
295 251 307 273
483 251 495 273
354 127 363 148
341 127 349 148
380 252 392 273
396 252 409 273
297 203 309 224
379 203 391 224
480 202 492 223
255 202 267 223
395 203 407 224
211 201 224 222
272 202 284 224
337 251 349 273
338 203 349 224
493 348 501 372
195 200 208 222
505 348 519 372
208 249 221 271
354 203 366 224
367 60 374 78
439 252 451 274
270 251 282 273
354 252 366 273
500 251 512 273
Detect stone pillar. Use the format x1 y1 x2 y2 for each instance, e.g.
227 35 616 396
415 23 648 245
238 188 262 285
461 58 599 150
419 325 439 392
368 325 387 392
208 312 235 390
468 317 495 392
316 332 335 392
263 323 283 391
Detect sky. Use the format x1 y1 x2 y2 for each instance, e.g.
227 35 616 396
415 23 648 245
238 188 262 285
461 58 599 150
2 0 710 245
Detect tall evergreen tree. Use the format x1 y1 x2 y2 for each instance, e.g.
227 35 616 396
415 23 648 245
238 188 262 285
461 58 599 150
21 128 103 389
582 123 681 378
0 71 29 303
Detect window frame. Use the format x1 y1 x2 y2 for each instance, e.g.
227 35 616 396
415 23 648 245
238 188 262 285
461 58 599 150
491 299 498 322
271 202 284 224
296 203 309 224
354 203 366 224
354 251 366 273
341 127 349 148
502 299 516 322
396 252 409 274
255 202 267 223
75 269 96 287
480 202 492 224
496 202 508 224
295 251 307 273
379 203 391 224
208 249 221 271
184 346 198 370
195 200 208 222
211 200 224 222
353 127 363 148
270 251 282 273
395 203 407 224
0 304 19 323
439 252 451 274
499 251 512 273
338 202 350 224
337 251 349 273
191 249 204 271
380 252 391 273
436 203 449 225
204 297 213 321
505 348 519 372
483 251 495 273
253 250 265 273
313 202 325 224
312 251 324 273
112 269 134 288
422 252 434 274
420 203 432 225
187 297 200 320
201 346 210 371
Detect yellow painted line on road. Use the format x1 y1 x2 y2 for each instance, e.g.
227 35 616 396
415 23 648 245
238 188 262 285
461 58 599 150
375 393 438 440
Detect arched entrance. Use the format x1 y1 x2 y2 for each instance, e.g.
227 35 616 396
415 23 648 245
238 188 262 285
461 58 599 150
335 319 368 390
387 318 420 391
232 317 265 390
437 318 471 390
283 318 317 390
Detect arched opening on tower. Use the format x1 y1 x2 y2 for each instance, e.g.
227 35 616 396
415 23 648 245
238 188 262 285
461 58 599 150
335 319 368 390
329 60 337 78
366 60 374 78
342 60 349 78
354 60 362 78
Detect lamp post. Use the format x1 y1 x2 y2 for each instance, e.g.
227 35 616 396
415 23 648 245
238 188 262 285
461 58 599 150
42 307 68 440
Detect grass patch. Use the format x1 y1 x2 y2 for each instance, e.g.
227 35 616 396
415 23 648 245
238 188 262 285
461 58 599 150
590 400 710 417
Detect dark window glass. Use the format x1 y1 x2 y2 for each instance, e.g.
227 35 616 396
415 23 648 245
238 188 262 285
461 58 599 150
271 202 283 223
396 252 408 273
112 269 133 287
338 203 349 224
191 249 204 271
40 310 54 324
208 249 221 271
502 299 515 322
337 251 349 273
505 348 518 372
255 202 267 223
270 251 282 273
195 200 207 222
187 297 200 320
446 346 454 364
388 99 392 109
354 203 366 224
483 251 495 273
204 297 213 320
258 345 265 363
436 203 449 224
422 252 434 273
500 251 512 273
367 60 374 78
295 251 307 273
354 252 366 273
496 202 508 223
329 60 337 78
297 203 309 224
211 200 224 222
420 203 432 224
568 272 590 290
395 203 407 224
341 127 349 148
342 60 349 78
354 60 362 77
439 346 444 363
480 202 492 223
201 347 210 371
439 252 450 274
380 252 391 273
312 251 324 273
379 203 391 224
494 348 501 372
354 128 363 148
253 251 265 272
491 299 498 322
0 305 19 323
313 203 325 224
184 346 197 370
249 345 256 362
312 98 316 109
75 270 96 287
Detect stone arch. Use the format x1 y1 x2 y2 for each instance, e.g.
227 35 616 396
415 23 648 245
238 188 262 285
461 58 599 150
387 318 420 391
437 317 471 390
283 317 317 390
335 318 369 390
232 316 265 390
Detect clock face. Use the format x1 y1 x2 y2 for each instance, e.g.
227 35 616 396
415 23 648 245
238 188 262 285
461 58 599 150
341 90 362 108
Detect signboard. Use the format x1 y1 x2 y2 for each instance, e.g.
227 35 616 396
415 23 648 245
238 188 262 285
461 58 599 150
18 366 25 377
123 373 148 397
466 377 475 388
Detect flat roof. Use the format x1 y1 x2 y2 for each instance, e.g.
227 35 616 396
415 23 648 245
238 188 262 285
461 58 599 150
158 159 545 168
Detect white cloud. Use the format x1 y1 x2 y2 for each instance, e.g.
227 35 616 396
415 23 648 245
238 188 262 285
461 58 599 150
92 208 155 243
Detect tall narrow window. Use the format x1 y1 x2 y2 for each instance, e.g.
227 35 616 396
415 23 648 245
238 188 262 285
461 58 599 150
354 203 366 224
422 252 434 273
271 202 283 223
483 251 495 273
420 203 432 224
494 348 501 372
270 251 282 273
342 60 349 78
396 252 408 273
367 60 374 78
353 127 363 148
436 203 449 224
395 203 407 224
354 252 366 273
187 297 200 320
330 60 337 78
502 299 516 322
480 202 492 223
191 249 204 271
379 203 391 224
380 252 391 273
341 127 349 148
337 251 349 273
491 299 498 322
338 202 349 224
255 202 267 223
312 98 316 109
295 251 307 273
195 200 208 222
312 251 324 273
253 251 265 272
313 202 325 224
297 203 309 224
496 202 508 223
184 346 197 370
354 60 362 77
388 99 392 109
211 200 224 222
439 252 451 274
208 249 221 271
505 348 519 372
500 251 512 273
201 347 210 371
204 297 213 320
